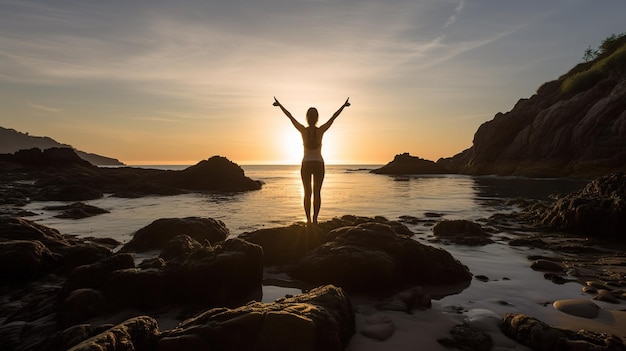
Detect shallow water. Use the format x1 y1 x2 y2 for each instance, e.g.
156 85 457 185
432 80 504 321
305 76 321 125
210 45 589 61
21 165 625 339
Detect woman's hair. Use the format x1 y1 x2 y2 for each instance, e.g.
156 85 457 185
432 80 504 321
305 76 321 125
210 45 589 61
306 107 319 126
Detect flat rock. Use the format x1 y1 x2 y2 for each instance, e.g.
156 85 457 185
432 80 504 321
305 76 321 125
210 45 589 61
553 299 600 319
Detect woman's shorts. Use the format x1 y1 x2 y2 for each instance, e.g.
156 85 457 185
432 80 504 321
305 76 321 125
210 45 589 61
301 160 325 180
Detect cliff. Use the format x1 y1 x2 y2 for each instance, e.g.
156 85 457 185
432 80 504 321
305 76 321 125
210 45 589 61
438 34 626 178
0 126 124 166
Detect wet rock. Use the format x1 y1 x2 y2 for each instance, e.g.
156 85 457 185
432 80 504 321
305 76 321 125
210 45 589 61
289 221 472 292
593 290 620 304
239 224 324 265
120 217 229 253
553 299 600 319
159 285 354 351
60 288 107 326
62 253 135 295
0 240 59 283
0 217 69 248
104 238 263 309
43 202 109 219
68 316 159 351
501 313 625 351
438 324 493 351
57 242 112 272
531 259 565 272
162 156 262 192
240 215 414 266
539 172 626 238
371 153 449 174
159 234 203 261
432 220 494 246
375 286 431 313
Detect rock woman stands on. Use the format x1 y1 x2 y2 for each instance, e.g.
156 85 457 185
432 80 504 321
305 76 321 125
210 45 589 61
273 97 350 225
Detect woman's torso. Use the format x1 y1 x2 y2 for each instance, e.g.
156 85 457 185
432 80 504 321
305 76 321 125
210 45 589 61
301 127 323 162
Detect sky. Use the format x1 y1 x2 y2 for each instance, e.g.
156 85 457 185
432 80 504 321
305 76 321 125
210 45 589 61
1 0 625 165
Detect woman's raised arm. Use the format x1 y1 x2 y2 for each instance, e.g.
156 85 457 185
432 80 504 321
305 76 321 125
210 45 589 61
274 97 305 131
320 97 350 132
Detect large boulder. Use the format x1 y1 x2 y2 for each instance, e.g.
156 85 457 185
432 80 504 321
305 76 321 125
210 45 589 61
0 217 69 248
120 217 229 253
67 316 159 351
501 313 625 351
289 221 472 292
158 285 354 351
104 238 263 309
538 172 626 238
160 156 262 192
371 153 449 174
0 240 58 283
240 215 413 265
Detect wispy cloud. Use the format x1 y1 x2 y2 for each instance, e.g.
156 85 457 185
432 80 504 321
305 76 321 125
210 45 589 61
27 102 61 113
444 0 465 28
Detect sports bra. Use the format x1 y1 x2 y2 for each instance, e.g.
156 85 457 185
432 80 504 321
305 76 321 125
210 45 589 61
303 127 321 149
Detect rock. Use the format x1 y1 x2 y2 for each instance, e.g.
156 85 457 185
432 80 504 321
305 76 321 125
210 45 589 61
438 324 493 351
432 220 493 246
530 259 565 272
501 313 625 351
161 156 262 191
57 242 113 272
68 316 159 351
240 215 413 265
120 217 229 253
60 288 107 326
159 285 354 351
104 238 263 309
159 234 203 261
371 153 449 174
437 40 626 178
375 286 431 313
593 290 620 304
553 299 600 318
539 172 626 238
0 240 59 283
43 202 109 219
0 217 69 248
240 224 324 265
289 221 472 292
62 253 135 294
58 324 94 350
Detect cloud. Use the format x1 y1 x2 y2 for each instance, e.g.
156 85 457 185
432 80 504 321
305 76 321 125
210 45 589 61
27 102 61 113
444 0 465 28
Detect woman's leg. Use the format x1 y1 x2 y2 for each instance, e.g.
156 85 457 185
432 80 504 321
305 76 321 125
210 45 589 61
301 163 313 223
312 162 325 224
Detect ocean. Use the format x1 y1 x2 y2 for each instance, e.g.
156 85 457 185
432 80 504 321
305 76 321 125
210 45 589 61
22 164 586 241
22 165 626 338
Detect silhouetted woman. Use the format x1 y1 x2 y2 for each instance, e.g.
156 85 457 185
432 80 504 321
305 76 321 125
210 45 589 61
273 97 350 224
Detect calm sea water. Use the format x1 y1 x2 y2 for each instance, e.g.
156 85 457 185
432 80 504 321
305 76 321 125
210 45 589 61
22 164 586 241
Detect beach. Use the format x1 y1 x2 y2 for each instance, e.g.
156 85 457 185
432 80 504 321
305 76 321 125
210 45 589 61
6 165 623 349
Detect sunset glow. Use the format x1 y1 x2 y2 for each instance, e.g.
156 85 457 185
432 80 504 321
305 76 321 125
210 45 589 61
1 1 625 165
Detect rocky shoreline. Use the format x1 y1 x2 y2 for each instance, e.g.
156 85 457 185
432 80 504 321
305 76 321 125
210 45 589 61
1 206 625 350
2 151 626 350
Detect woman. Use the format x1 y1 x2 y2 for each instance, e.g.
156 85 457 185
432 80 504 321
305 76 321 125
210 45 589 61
273 97 350 225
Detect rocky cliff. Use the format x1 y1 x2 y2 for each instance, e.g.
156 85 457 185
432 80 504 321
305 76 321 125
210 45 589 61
0 126 124 166
438 34 626 178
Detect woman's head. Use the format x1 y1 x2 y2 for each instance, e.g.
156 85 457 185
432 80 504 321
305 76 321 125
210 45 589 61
306 107 319 126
